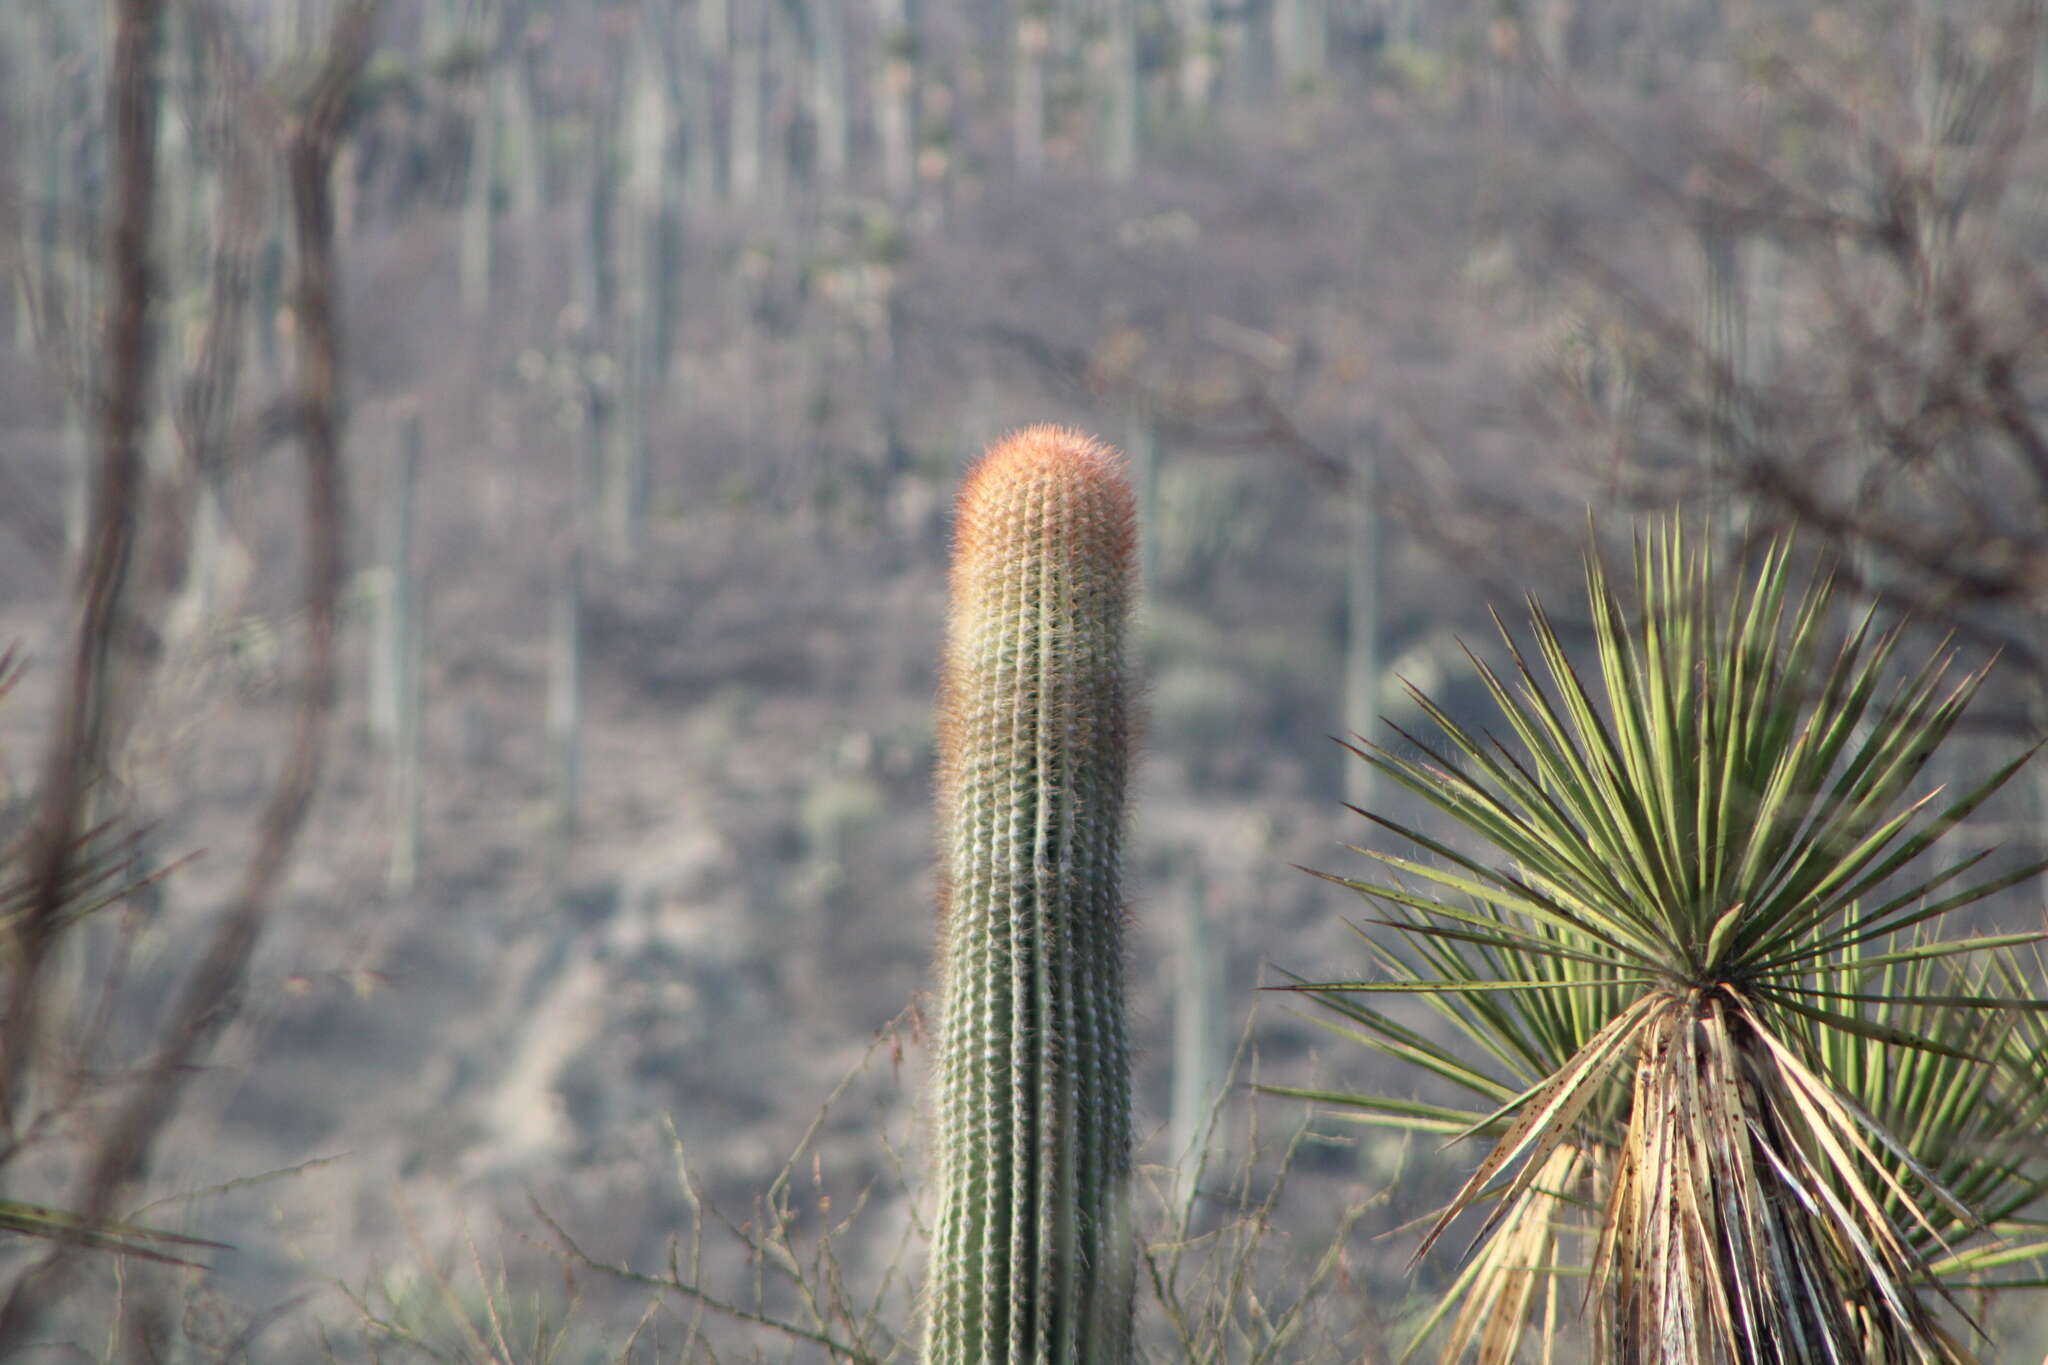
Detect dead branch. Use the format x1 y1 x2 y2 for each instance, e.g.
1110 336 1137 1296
2 0 166 1134
0 0 380 1344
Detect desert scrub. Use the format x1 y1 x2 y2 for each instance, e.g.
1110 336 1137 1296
926 427 1138 1364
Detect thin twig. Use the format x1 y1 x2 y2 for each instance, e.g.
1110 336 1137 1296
532 1201 885 1365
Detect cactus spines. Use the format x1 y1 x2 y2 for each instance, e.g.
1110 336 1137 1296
927 426 1138 1365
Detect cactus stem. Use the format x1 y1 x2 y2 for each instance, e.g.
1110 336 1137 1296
926 426 1138 1365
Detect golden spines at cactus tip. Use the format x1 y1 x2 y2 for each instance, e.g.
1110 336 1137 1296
934 425 1137 927
947 425 1137 595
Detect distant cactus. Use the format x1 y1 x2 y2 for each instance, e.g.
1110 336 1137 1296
546 542 583 876
926 427 1138 1365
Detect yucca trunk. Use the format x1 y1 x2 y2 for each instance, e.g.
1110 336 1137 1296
925 427 1138 1365
1601 999 1867 1365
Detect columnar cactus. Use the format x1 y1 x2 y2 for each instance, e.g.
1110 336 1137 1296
926 427 1138 1364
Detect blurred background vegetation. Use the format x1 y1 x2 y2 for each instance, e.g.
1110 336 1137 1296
3 0 2048 1357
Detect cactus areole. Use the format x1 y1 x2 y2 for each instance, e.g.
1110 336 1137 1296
925 427 1138 1364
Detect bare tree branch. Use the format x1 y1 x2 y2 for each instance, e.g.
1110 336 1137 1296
0 0 379 1343
3 0 165 1134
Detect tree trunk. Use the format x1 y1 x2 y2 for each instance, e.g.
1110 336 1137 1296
1123 408 1158 594
607 27 672 563
1168 868 1222 1172
386 562 425 895
1696 221 1745 535
809 0 849 186
729 2 763 204
460 68 497 314
1170 0 1216 113
548 544 583 869
874 0 916 202
680 13 721 213
369 407 422 749
499 47 543 226
1343 447 1379 811
1102 0 1139 181
1014 11 1048 175
1273 0 1327 91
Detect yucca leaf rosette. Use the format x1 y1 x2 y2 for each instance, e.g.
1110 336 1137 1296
1275 526 2048 1364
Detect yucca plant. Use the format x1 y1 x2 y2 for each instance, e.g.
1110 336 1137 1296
1275 525 2048 1364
